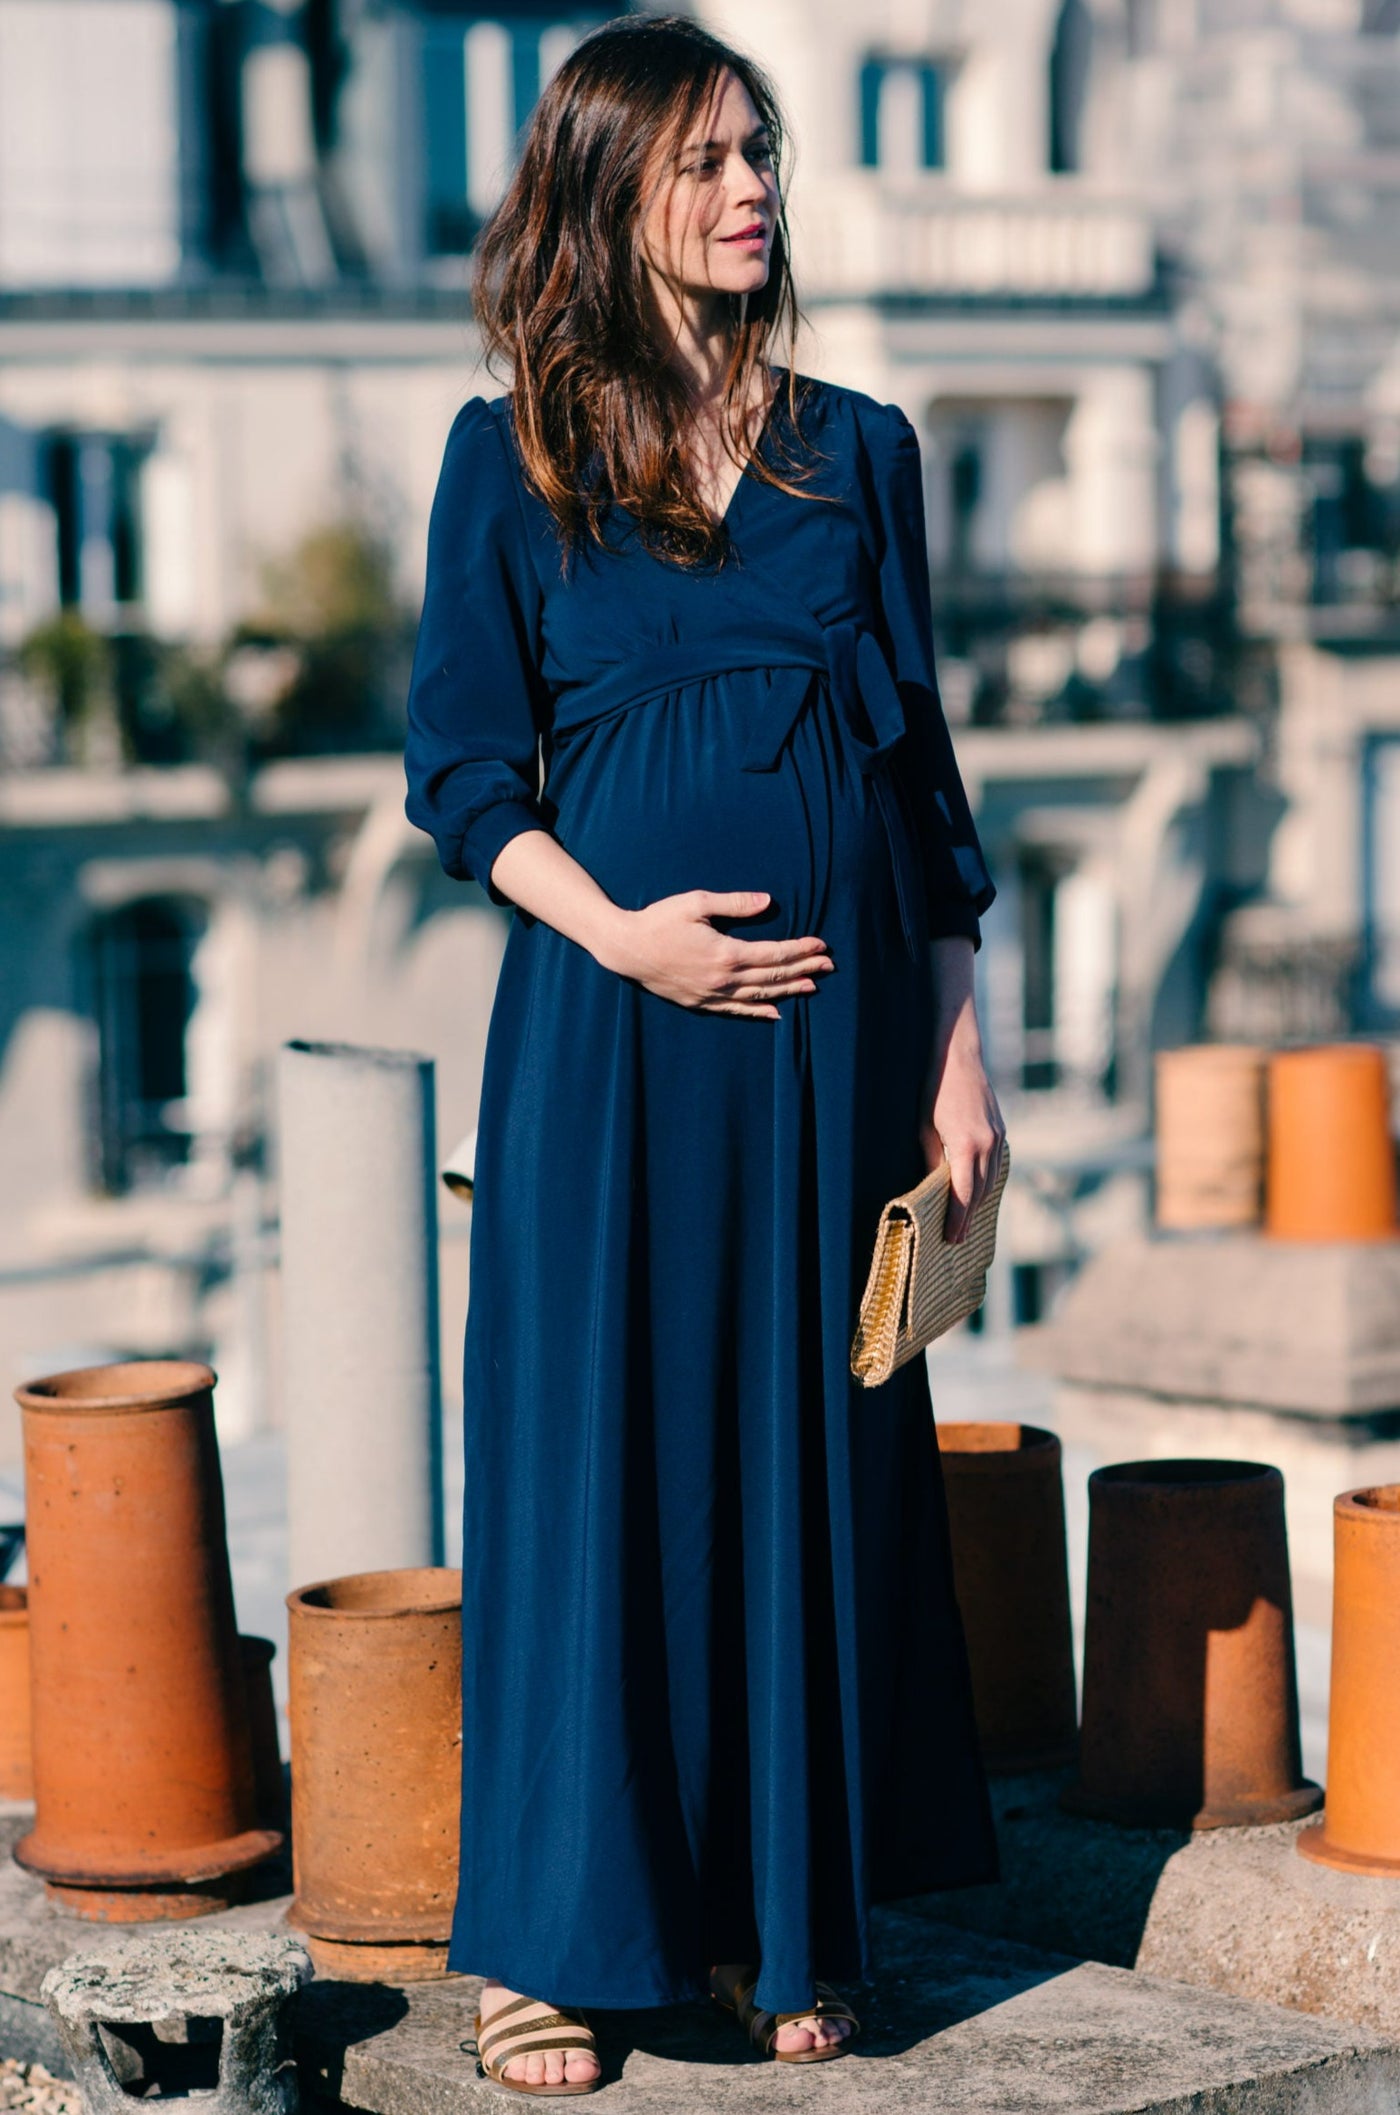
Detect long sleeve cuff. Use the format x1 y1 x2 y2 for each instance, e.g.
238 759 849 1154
927 897 983 951
461 802 553 906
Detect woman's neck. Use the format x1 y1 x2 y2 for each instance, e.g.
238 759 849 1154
644 280 738 412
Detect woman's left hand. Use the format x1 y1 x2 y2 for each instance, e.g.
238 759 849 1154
919 937 1007 1245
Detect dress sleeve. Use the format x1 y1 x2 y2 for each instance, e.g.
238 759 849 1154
868 402 996 950
403 396 553 908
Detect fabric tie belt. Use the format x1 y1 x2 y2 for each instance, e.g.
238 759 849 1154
548 614 924 959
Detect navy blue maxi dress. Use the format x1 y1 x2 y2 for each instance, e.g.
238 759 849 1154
402 368 1000 2019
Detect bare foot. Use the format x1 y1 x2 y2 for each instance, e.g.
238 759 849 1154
709 1962 854 2056
477 1979 600 2088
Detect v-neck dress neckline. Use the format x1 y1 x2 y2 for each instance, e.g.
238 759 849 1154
710 363 786 531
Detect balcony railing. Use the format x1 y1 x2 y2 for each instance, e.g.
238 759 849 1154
926 567 1239 725
791 179 1159 302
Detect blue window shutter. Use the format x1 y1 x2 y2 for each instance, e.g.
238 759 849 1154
920 62 943 167
422 21 467 246
511 22 540 144
859 56 883 166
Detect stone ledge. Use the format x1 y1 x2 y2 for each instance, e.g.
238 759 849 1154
1023 1233 1400 1419
2 1810 1398 2110
297 1915 1400 2113
931 1769 1400 2037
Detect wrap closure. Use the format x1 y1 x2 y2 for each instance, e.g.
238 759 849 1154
548 613 924 959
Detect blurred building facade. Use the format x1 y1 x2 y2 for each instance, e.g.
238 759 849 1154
0 0 1397 1429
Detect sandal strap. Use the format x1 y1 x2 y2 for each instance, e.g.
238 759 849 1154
477 1994 545 2036
712 1967 858 2054
710 1966 767 2046
480 2013 587 2057
485 2036 596 2072
478 1999 594 2069
776 1982 858 2029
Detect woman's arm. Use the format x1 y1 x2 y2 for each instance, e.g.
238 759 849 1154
867 402 997 949
919 936 1006 1242
490 830 834 1020
865 402 1005 1231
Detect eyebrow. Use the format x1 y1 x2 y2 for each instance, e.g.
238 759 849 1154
680 125 771 153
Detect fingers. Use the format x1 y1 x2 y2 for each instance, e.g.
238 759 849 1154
723 958 830 1001
724 937 834 969
691 888 772 918
941 1130 1005 1245
706 955 831 1009
725 950 833 989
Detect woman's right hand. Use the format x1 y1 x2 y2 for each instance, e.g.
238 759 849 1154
600 889 835 1018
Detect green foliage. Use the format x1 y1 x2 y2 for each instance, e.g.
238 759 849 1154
12 512 414 773
242 517 415 756
17 612 115 758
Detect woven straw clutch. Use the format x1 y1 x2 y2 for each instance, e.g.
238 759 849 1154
849 1145 1011 1387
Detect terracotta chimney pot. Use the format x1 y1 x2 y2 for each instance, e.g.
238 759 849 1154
1267 1044 1397 1242
0 1587 33 1802
1298 1485 1400 1875
12 1361 280 1919
1064 1459 1321 1829
287 1566 462 1981
1155 1045 1267 1232
938 1423 1078 1771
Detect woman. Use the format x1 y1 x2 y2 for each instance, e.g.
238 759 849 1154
403 14 1004 2096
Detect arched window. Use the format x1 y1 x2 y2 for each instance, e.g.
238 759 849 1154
1048 0 1092 173
88 897 206 1195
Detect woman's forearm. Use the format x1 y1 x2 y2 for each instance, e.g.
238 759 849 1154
928 936 982 1059
488 827 632 970
920 936 1004 1234
490 827 833 1019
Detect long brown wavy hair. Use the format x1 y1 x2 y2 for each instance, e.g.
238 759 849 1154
472 13 832 572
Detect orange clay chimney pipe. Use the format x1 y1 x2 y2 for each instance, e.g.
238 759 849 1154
1266 1045 1397 1242
1298 1486 1400 1875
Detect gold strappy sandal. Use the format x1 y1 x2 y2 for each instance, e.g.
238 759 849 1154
469 1992 602 2097
708 1961 860 2063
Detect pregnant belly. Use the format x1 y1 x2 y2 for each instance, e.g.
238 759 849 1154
546 674 886 944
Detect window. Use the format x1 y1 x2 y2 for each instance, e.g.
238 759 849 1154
1048 0 1091 173
858 55 945 171
1019 849 1060 1092
421 13 606 256
1306 436 1399 606
44 432 147 613
423 21 475 255
89 897 205 1195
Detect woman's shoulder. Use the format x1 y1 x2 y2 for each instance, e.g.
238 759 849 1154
787 369 910 440
441 392 517 466
431 394 534 525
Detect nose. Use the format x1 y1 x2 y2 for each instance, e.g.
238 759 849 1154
728 150 773 209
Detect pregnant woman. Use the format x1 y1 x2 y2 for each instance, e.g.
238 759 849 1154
403 13 1004 2096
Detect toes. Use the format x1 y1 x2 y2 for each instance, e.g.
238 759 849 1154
775 2011 851 2051
776 2019 816 2050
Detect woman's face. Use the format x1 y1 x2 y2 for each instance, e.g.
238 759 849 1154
639 68 779 312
